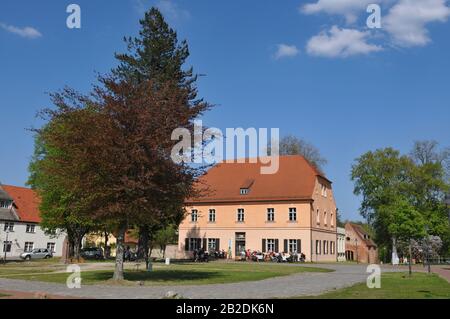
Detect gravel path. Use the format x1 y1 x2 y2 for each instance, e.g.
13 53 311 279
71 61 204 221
0 264 401 299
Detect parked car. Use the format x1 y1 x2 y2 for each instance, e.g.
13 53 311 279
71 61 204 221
20 248 53 261
81 247 104 260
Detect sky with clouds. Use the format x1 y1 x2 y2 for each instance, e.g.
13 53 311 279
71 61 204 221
0 0 449 221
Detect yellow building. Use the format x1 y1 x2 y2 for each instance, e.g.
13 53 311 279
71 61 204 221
178 155 338 262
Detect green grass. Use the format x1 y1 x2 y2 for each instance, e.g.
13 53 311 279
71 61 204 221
1 263 331 286
0 293 9 298
299 272 450 299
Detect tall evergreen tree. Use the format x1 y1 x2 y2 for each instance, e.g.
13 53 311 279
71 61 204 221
111 7 210 270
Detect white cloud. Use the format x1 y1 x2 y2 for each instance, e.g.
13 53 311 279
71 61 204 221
306 26 382 58
134 0 190 21
301 0 379 23
0 22 42 39
156 0 190 21
384 0 450 47
274 44 300 59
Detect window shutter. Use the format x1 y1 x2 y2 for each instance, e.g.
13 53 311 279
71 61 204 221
262 239 266 253
284 240 288 253
216 239 220 251
185 238 189 251
297 239 301 253
275 239 279 253
203 238 207 249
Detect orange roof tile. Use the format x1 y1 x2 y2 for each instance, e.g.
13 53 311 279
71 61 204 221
2 185 41 223
188 155 330 204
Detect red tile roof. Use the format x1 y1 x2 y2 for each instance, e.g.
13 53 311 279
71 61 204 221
188 155 330 204
2 185 41 223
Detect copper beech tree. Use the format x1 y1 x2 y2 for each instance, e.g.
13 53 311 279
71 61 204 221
33 76 209 280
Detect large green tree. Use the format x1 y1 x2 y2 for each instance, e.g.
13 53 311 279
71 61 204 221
28 101 101 261
351 145 449 260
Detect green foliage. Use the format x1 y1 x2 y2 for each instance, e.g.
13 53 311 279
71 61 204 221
384 199 427 241
154 225 178 250
351 144 450 252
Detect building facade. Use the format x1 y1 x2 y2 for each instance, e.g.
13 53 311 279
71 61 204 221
178 156 338 262
0 185 66 259
344 223 378 264
337 227 346 262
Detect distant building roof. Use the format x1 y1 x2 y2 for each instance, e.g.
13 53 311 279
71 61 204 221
346 223 377 248
188 155 331 204
0 185 13 201
0 208 17 221
1 185 41 223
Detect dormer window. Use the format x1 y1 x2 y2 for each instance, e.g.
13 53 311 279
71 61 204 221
0 200 11 209
240 179 254 195
240 188 249 195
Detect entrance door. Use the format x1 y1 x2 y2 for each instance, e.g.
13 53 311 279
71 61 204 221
235 233 246 257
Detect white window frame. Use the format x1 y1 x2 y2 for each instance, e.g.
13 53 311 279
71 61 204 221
208 209 216 223
266 239 276 252
288 239 298 253
240 188 249 195
47 242 56 253
207 238 217 251
267 208 275 222
24 242 34 252
237 209 245 222
4 222 14 232
189 238 199 251
289 208 297 222
26 224 36 233
3 241 12 253
191 209 198 223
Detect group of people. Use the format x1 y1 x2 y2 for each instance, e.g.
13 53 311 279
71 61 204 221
240 249 306 263
193 248 229 262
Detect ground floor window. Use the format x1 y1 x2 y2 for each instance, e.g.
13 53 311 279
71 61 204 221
330 241 335 254
3 241 11 253
208 238 219 251
185 238 203 251
266 239 276 252
323 241 328 254
24 242 34 252
346 250 354 261
316 240 321 255
47 242 56 253
288 239 300 253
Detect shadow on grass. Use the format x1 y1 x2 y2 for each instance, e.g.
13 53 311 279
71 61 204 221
77 270 222 284
125 270 221 282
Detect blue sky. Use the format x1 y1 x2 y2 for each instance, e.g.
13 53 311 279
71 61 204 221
1 0 449 222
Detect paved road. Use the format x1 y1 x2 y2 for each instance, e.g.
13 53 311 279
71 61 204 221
0 264 402 299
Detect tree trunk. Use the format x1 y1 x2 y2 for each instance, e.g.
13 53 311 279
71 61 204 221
137 226 149 260
104 231 109 259
408 239 413 277
73 240 81 262
113 221 127 281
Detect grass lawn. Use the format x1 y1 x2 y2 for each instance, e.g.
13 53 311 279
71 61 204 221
0 293 10 298
1 262 331 286
300 272 450 299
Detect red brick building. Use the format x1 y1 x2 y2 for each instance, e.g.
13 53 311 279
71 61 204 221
345 223 378 264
